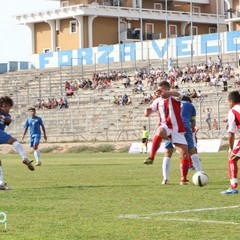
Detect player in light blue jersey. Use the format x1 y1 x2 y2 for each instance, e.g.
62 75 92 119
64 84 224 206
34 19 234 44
0 96 35 190
22 107 47 166
161 96 202 185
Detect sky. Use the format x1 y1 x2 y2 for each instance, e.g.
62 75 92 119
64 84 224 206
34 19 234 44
0 0 59 63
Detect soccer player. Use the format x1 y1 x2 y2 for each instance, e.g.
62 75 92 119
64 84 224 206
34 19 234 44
144 81 189 185
22 107 47 166
141 126 149 153
161 96 202 185
0 96 35 190
221 91 240 194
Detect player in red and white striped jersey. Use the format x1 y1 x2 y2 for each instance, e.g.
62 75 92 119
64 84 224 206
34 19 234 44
221 90 240 194
144 81 189 184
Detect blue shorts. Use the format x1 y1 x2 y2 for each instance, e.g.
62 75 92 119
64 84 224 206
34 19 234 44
30 135 41 147
165 141 173 149
0 129 12 144
184 127 195 150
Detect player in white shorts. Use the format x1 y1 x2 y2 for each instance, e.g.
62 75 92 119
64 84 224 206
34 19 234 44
144 81 189 185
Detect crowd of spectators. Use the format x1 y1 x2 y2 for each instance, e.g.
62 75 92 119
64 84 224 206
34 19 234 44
59 55 239 110
35 97 68 110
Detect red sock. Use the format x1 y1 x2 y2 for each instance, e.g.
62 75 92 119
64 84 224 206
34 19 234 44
180 159 189 182
228 159 238 189
149 135 162 159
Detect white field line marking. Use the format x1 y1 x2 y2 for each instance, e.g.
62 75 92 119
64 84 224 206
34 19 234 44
119 206 240 225
119 205 240 219
124 216 240 225
119 205 240 218
153 217 240 225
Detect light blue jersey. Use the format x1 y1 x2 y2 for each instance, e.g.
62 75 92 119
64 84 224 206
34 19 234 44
24 116 44 147
24 116 44 137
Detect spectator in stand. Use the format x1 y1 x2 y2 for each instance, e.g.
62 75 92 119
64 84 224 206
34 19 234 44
139 93 152 105
65 81 70 91
213 118 219 130
124 77 131 88
204 107 212 131
190 89 198 98
121 94 128 106
217 55 222 70
62 97 68 108
208 57 214 70
235 73 240 87
168 58 173 71
66 87 74 97
74 80 79 91
113 96 120 106
59 97 68 109
222 75 228 92
126 95 132 105
58 98 63 109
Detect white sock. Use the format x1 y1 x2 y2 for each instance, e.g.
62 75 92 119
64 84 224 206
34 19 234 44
162 157 171 180
191 154 202 171
34 149 41 163
12 141 27 160
0 165 4 185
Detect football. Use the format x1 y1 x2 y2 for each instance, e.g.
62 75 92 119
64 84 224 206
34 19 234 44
192 171 209 187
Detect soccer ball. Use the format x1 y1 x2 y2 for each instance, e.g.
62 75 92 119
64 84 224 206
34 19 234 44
192 171 209 187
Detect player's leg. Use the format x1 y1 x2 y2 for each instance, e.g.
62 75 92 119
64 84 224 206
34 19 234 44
175 143 189 184
221 145 240 194
0 160 10 190
171 131 189 184
141 138 146 153
187 154 195 170
144 140 148 153
162 142 173 185
33 136 41 166
144 127 167 165
5 134 35 171
185 128 202 171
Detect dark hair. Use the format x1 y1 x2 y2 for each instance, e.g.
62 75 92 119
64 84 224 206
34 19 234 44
159 81 170 88
182 95 192 103
28 107 36 111
228 91 240 103
0 96 14 107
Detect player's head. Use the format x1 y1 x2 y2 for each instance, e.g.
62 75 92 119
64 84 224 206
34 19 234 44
228 91 240 109
158 81 171 91
182 95 192 103
0 96 14 114
28 107 36 116
143 126 146 130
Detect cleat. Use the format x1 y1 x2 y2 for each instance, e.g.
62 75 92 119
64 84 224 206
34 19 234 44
188 166 195 171
0 183 11 190
35 162 42 166
23 159 35 171
180 180 190 185
161 180 168 185
221 188 239 195
144 157 154 165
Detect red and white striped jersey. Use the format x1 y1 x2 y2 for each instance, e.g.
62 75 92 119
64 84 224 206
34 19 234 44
150 96 185 133
228 103 240 133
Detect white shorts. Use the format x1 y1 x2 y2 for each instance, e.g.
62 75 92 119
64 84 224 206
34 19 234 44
161 125 187 145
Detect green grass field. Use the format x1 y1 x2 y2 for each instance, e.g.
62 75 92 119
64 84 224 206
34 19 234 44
0 152 239 240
